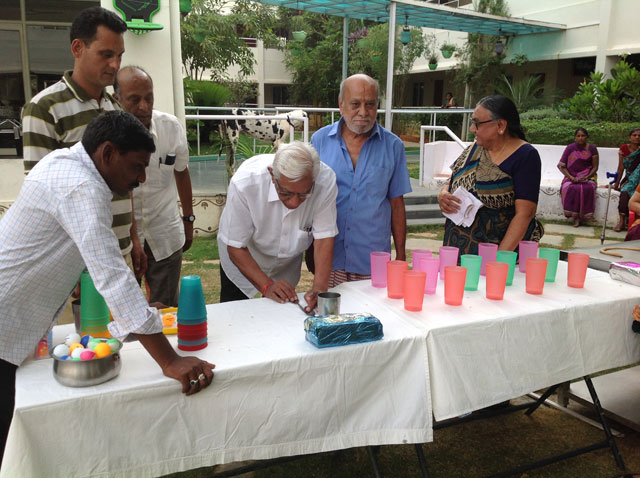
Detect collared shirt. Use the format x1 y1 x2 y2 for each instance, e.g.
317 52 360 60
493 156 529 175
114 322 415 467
133 110 189 261
217 154 338 298
22 70 132 255
311 118 412 275
0 143 162 366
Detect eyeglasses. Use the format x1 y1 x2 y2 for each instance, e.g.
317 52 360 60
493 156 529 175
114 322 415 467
274 178 314 200
470 119 496 128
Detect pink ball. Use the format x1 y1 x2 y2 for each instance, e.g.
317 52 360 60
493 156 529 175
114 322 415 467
80 350 96 361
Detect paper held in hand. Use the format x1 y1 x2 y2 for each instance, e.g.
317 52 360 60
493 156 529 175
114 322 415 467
442 187 483 227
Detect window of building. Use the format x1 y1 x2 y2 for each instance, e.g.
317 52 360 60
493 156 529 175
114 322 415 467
27 25 73 95
0 29 25 121
412 82 424 106
0 0 21 20
272 85 289 105
25 0 98 22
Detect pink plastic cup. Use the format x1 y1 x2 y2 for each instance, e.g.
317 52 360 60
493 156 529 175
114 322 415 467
439 246 459 280
417 256 440 294
444 266 467 306
485 261 509 300
403 270 427 312
567 252 590 288
478 242 498 276
518 241 539 273
370 251 391 288
411 249 432 270
387 260 408 299
525 257 548 295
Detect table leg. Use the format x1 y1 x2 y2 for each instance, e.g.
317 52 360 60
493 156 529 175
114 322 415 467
414 443 431 478
366 445 382 478
556 381 570 407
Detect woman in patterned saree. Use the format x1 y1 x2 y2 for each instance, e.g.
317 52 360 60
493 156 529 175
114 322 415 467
437 95 543 255
613 128 640 232
557 128 599 227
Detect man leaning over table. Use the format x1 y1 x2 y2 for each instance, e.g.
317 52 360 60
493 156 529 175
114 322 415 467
114 66 194 306
217 141 338 313
0 112 214 467
311 73 411 287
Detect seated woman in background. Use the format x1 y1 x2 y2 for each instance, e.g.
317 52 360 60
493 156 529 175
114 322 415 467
557 128 599 228
437 95 544 255
613 127 640 232
625 184 640 241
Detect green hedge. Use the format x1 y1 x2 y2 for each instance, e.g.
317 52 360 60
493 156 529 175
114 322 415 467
522 118 638 147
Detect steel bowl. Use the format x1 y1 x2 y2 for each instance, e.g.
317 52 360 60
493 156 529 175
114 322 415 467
51 338 122 387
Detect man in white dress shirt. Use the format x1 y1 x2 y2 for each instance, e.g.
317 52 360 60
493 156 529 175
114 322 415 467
0 112 214 466
114 66 194 306
217 141 338 313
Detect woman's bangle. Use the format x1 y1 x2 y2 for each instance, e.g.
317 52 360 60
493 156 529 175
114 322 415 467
261 280 273 296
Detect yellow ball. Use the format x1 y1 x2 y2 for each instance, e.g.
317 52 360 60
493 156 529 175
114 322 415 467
162 313 176 327
69 343 84 354
93 342 112 358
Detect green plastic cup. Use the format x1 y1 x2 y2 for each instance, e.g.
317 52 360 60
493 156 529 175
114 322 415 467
460 254 482 291
538 248 560 282
496 250 518 286
80 270 109 335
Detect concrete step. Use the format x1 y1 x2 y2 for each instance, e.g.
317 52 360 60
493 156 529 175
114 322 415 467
405 195 439 206
407 217 446 226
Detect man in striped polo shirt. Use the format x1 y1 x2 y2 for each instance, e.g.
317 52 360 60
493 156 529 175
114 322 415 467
22 7 144 272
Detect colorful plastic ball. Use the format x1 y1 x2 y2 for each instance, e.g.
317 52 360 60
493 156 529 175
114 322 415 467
69 343 84 354
106 338 121 352
65 333 82 347
53 344 70 358
80 335 92 347
72 357 81 361
88 340 100 351
162 313 175 327
80 350 96 361
71 348 84 359
93 343 111 358
60 355 69 361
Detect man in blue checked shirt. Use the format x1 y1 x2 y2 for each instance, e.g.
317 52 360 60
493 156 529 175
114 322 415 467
311 73 411 288
0 112 214 466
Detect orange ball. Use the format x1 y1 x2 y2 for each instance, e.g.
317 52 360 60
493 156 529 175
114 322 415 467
93 342 112 358
162 313 176 327
69 343 84 354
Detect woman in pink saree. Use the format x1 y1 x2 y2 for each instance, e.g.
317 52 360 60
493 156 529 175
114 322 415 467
557 128 599 227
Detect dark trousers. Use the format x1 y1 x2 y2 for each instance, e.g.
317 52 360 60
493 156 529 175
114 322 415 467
0 359 17 468
219 265 250 303
618 190 631 215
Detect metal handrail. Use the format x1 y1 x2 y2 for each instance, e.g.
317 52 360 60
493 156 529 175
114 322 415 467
419 125 466 186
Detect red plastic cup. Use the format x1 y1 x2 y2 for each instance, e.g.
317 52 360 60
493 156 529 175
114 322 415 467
444 266 466 306
370 251 391 288
387 260 408 299
478 242 498 276
525 258 548 295
567 252 590 288
439 246 459 281
518 241 539 273
485 261 508 300
403 270 427 311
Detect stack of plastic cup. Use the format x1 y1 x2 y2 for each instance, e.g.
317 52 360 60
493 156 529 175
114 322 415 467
177 275 208 351
80 271 111 338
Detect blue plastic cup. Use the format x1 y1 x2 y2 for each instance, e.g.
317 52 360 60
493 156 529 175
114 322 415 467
177 275 207 322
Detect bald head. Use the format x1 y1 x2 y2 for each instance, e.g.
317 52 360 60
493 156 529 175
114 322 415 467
114 66 154 129
339 74 379 103
338 74 379 136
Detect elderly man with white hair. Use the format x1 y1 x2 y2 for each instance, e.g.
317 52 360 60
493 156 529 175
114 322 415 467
217 141 338 313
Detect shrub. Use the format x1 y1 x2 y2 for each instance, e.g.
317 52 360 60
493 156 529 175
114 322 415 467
522 118 637 147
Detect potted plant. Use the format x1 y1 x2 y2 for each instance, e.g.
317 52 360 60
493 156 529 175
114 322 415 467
291 15 306 42
440 42 456 59
428 52 439 70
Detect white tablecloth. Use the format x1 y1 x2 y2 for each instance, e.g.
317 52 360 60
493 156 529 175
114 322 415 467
1 294 432 478
339 261 640 420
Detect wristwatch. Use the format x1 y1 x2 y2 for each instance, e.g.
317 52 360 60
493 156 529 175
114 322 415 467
182 214 195 222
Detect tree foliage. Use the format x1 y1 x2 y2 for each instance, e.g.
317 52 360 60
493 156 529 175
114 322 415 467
181 0 279 81
495 74 545 112
283 14 427 107
454 0 509 105
562 59 640 122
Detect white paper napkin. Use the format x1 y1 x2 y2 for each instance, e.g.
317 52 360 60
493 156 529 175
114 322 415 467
442 187 483 227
